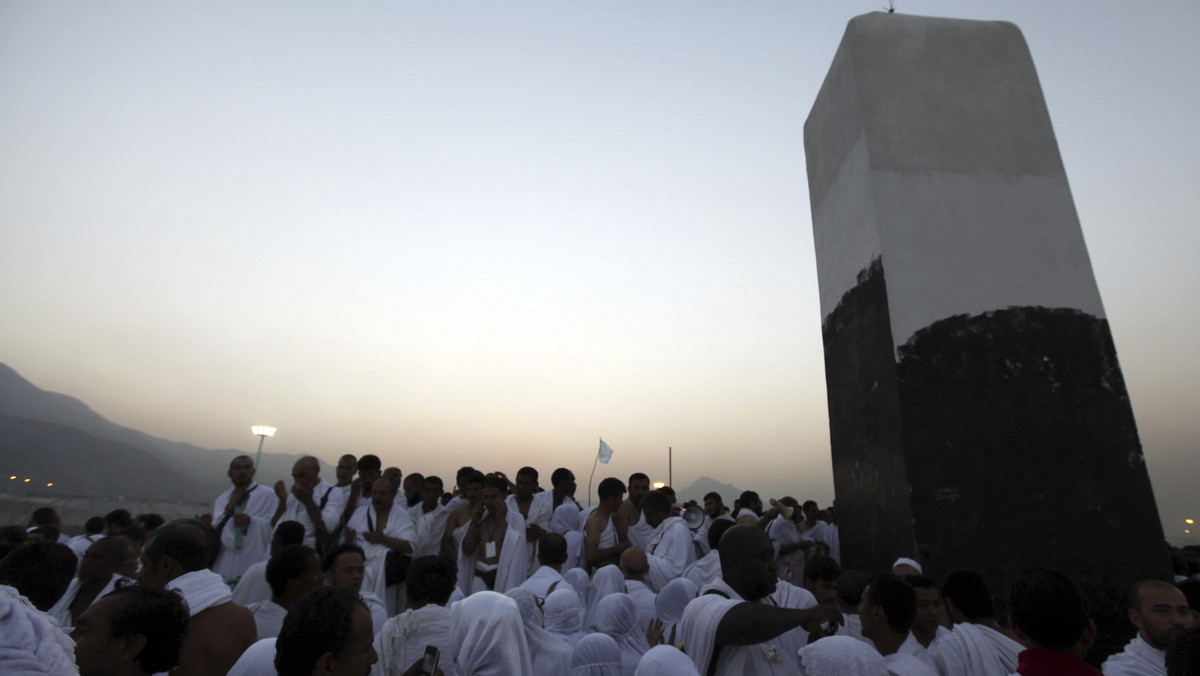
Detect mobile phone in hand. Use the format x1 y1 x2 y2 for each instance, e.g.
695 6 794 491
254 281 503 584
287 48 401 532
419 645 439 676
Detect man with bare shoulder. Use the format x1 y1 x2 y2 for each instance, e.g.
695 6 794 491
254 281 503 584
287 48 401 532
615 472 654 549
586 477 630 571
461 473 527 592
441 470 485 559
138 519 256 676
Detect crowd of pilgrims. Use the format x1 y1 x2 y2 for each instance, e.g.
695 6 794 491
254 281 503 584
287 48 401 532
1 453 1199 676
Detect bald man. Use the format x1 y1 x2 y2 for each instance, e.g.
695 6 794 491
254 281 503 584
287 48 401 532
621 548 657 632
271 456 346 550
679 525 842 675
1103 579 1196 676
344 478 416 609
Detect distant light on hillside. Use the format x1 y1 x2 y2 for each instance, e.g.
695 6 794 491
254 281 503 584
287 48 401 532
23 478 30 483
8 475 14 480
46 482 53 487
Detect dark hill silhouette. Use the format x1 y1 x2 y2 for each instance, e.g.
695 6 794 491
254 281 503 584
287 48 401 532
0 363 329 499
0 415 211 502
675 476 743 504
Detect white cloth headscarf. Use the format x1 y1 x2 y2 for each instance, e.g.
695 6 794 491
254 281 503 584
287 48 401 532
572 633 623 676
552 503 582 534
654 577 697 648
564 568 591 611
448 591 533 676
0 585 77 675
797 635 888 676
595 593 650 676
635 645 700 676
507 588 574 675
545 588 587 645
586 565 625 629
551 504 586 570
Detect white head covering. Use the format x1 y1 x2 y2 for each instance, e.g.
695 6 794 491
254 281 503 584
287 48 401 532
507 588 573 676
552 503 583 534
892 557 923 575
654 578 697 626
595 593 650 676
654 577 697 648
564 567 591 611
545 588 586 643
0 585 77 675
797 635 888 676
634 645 700 676
572 633 623 676
448 591 533 676
586 565 625 629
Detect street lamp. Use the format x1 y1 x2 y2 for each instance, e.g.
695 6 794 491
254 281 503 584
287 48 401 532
251 425 277 469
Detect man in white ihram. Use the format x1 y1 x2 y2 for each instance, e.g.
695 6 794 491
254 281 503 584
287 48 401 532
642 489 696 591
1102 579 1195 676
345 477 416 606
929 570 1023 676
680 525 842 675
271 456 346 550
209 455 279 583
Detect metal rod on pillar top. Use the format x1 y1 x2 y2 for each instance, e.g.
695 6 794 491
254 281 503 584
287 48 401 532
668 447 672 488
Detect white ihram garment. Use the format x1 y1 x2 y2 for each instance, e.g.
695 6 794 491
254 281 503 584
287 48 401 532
797 635 888 675
47 573 132 631
645 516 696 591
509 493 552 573
679 577 797 676
371 603 459 676
212 482 279 583
346 502 417 602
1100 633 1167 676
275 479 346 549
929 622 1022 676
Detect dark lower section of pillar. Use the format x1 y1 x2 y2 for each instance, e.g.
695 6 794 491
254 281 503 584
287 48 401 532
896 305 1168 661
822 257 919 572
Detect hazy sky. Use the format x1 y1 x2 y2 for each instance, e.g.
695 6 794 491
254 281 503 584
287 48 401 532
2 2 1197 535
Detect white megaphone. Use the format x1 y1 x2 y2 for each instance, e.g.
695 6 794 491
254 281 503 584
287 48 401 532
768 498 794 520
682 503 705 530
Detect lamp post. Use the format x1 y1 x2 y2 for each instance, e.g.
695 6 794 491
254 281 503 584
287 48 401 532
251 425 277 469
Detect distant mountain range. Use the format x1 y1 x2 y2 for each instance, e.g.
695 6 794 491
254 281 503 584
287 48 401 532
674 475 742 505
0 363 327 503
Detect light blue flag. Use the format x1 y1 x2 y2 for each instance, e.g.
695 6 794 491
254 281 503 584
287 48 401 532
597 439 614 465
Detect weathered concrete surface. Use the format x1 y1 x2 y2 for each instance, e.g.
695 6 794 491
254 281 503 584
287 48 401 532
805 12 1167 661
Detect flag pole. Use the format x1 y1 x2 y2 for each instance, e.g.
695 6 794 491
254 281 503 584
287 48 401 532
669 446 672 488
588 437 601 507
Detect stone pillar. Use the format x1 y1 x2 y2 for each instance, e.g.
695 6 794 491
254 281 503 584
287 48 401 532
805 12 1167 657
